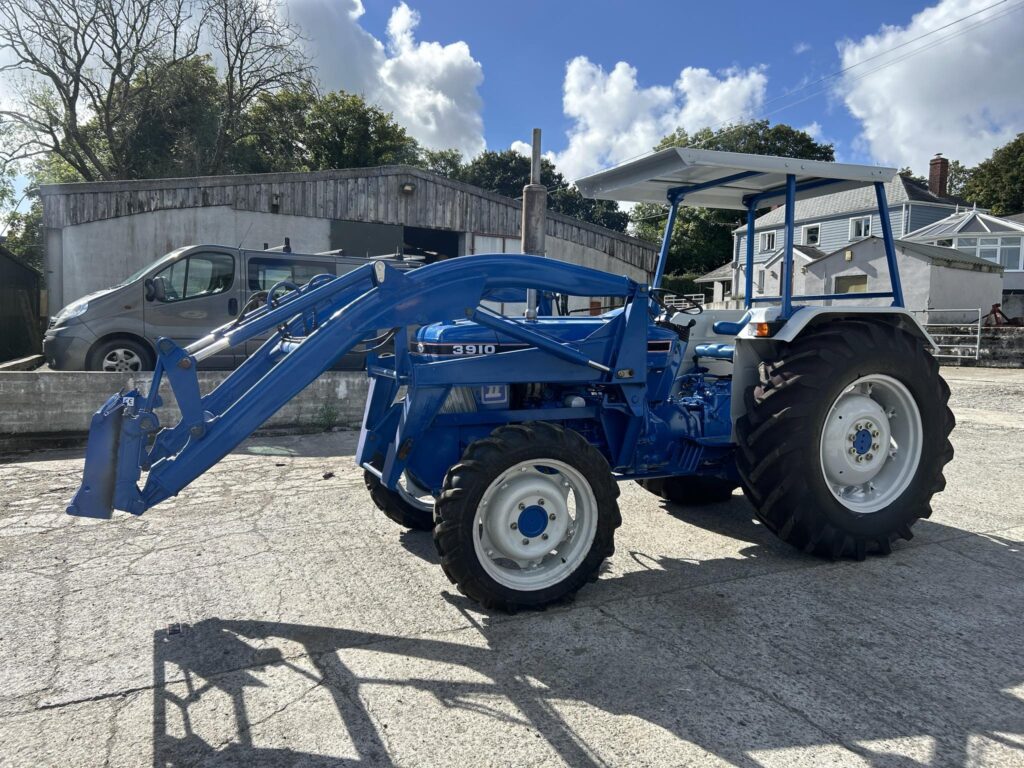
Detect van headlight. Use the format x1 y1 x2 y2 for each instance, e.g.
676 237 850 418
52 300 88 326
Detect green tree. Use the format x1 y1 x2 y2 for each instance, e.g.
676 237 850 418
947 159 974 200
964 133 1024 215
305 92 420 170
458 150 627 232
418 148 464 178
631 121 835 276
229 89 318 173
118 56 225 179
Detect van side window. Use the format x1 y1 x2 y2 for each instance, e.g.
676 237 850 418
154 253 234 302
247 257 336 292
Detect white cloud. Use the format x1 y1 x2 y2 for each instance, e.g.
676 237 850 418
793 41 812 55
509 140 532 157
836 0 1024 172
552 57 768 181
286 0 485 157
800 121 823 140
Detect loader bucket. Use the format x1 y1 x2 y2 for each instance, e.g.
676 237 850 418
66 391 129 519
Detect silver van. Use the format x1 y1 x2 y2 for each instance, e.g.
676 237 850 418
43 244 420 371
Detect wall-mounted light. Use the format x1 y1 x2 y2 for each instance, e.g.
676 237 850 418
400 182 415 194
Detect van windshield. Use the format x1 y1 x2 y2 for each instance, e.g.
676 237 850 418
114 248 190 288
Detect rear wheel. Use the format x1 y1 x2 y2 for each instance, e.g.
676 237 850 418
434 422 621 611
736 320 954 559
364 470 435 531
636 476 738 505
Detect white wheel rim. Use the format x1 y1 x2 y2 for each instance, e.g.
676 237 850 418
396 472 434 513
473 459 598 591
819 374 923 513
102 348 142 372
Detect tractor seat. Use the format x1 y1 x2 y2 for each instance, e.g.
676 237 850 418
694 343 734 361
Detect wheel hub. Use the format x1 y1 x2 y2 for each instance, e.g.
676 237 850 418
481 467 570 562
517 504 549 538
819 374 923 514
821 393 891 487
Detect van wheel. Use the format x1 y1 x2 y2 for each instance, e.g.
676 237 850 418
88 339 154 372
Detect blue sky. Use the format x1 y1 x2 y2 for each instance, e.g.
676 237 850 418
288 0 1023 182
355 0 926 163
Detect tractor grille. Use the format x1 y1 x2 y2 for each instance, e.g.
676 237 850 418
440 387 478 414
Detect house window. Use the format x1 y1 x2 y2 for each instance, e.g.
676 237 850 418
756 268 765 293
834 274 868 294
759 232 776 252
1001 237 1022 270
936 238 954 248
803 225 820 246
849 216 871 240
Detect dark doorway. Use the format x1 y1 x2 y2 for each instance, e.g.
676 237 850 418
403 226 461 263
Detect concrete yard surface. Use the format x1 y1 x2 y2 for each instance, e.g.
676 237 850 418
1 365 1023 767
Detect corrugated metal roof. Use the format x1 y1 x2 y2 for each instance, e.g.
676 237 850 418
733 175 970 232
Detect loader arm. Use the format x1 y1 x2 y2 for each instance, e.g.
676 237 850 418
67 255 641 519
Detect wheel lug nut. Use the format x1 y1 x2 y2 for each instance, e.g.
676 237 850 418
548 512 556 520
510 522 518 530
518 503 525 510
866 453 874 461
872 443 879 451
872 430 879 437
541 533 549 540
538 498 545 506
856 455 864 463
848 448 857 455
522 538 529 545
855 422 863 430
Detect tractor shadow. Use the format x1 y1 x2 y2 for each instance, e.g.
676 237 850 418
152 514 1024 767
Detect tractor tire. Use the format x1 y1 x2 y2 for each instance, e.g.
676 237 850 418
433 422 621 611
736 320 954 559
364 470 435 531
636 476 738 505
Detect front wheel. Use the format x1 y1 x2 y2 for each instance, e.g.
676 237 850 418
364 470 436 531
736 320 954 559
433 422 621 611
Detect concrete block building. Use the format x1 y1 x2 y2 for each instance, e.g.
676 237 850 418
40 166 657 310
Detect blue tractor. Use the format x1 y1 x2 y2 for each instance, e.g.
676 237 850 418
67 149 955 611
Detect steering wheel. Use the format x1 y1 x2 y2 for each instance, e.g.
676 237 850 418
650 288 703 315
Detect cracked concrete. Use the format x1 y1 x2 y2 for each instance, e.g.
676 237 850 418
1 367 1023 766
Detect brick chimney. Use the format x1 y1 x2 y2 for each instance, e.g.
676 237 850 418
929 153 949 198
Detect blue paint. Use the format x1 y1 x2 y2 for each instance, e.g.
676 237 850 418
517 505 548 538
854 428 873 455
66 154 907 520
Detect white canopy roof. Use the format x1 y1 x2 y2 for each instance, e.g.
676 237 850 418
574 147 896 210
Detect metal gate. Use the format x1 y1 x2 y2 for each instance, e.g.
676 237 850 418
913 308 982 361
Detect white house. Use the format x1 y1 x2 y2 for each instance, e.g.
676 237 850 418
698 236 1003 321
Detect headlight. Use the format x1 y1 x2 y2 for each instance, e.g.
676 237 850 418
53 301 89 325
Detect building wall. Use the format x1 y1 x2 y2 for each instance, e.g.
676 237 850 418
42 166 657 308
49 205 649 308
735 207 905 263
53 207 334 301
906 203 958 233
927 259 1004 321
803 239 1002 321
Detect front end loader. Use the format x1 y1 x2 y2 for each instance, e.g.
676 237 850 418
68 148 954 611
